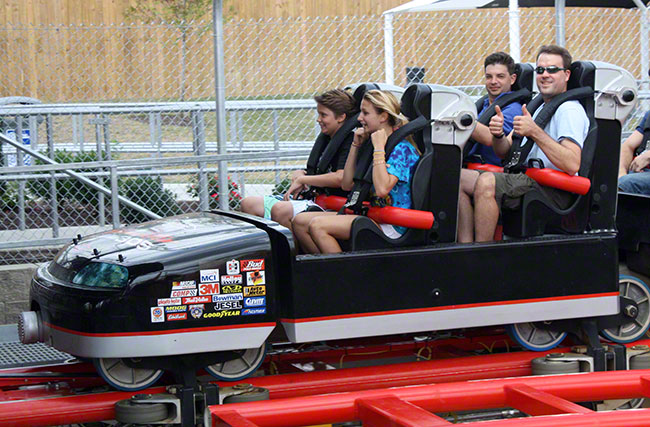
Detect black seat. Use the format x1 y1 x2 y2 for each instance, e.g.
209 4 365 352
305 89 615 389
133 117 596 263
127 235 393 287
501 61 612 237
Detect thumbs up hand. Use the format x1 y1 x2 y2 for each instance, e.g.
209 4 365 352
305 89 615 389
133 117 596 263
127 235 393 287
513 104 537 137
489 105 505 138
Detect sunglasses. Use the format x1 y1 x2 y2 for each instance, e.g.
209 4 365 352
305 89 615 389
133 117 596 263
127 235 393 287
535 66 567 74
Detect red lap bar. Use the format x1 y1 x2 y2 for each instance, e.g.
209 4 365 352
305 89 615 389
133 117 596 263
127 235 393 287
314 195 434 229
209 371 650 427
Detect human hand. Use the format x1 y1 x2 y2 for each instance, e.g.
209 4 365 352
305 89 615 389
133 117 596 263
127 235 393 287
290 169 307 183
371 128 388 151
630 151 650 172
489 105 505 137
513 104 537 138
284 178 306 201
353 127 369 145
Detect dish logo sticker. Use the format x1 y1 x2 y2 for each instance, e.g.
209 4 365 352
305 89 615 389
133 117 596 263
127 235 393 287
244 297 266 307
200 269 220 283
226 259 240 275
189 304 204 319
221 285 242 294
165 305 187 313
213 293 243 302
242 308 267 315
172 280 196 290
241 259 264 272
198 283 220 296
170 289 197 297
157 298 181 306
183 296 211 304
244 286 266 297
151 307 164 323
167 312 187 321
246 271 265 286
221 275 242 285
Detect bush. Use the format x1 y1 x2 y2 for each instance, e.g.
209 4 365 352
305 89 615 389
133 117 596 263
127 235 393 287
272 177 291 196
188 174 242 210
0 181 18 211
120 176 181 224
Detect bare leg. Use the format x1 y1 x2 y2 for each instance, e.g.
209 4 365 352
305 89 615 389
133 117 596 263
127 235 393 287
240 196 264 217
473 172 499 242
292 211 337 254
457 169 480 243
270 201 294 229
308 214 358 254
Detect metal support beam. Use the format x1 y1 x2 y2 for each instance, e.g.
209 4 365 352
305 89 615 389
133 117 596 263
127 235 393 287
213 0 229 210
383 13 395 85
555 0 566 47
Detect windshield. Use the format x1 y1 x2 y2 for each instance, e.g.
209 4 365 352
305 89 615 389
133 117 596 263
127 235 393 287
70 262 129 288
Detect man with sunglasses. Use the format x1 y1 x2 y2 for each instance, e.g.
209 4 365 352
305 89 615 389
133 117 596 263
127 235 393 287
458 52 523 242
472 44 589 242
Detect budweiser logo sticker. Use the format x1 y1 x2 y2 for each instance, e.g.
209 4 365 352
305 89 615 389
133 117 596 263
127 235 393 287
241 259 264 271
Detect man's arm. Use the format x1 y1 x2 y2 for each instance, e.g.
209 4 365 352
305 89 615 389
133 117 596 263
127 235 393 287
619 130 644 177
488 105 513 158
471 102 522 147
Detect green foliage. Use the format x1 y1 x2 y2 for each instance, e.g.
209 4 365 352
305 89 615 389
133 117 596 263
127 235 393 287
120 176 182 224
0 181 18 210
272 177 291 196
27 150 106 206
187 174 242 210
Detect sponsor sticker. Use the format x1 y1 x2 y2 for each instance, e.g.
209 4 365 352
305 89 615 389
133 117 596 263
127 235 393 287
214 300 242 310
203 310 240 318
242 307 267 315
183 296 211 304
221 274 242 285
189 304 204 319
157 298 181 306
213 293 243 302
241 259 264 272
170 289 197 297
200 269 220 283
172 280 196 290
198 282 220 296
246 271 266 286
244 285 266 297
167 312 187 321
151 307 165 323
244 296 266 307
226 259 240 275
221 285 243 294
165 305 187 313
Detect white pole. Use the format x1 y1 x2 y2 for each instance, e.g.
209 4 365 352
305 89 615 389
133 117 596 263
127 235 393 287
635 0 649 90
508 0 520 62
383 13 395 85
555 0 566 47
213 0 229 210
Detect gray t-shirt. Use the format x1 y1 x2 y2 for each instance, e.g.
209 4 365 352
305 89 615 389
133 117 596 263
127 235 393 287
525 100 589 174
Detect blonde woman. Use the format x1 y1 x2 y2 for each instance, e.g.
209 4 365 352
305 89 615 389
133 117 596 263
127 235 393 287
294 90 420 254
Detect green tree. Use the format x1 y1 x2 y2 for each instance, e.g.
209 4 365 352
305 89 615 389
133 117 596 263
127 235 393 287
125 0 212 101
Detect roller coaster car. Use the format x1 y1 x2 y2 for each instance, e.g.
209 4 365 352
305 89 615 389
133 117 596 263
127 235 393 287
18 65 642 392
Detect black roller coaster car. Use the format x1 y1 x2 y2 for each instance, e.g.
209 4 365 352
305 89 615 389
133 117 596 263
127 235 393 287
18 62 644 392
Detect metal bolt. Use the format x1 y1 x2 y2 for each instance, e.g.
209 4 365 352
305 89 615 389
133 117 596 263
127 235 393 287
233 383 253 391
631 345 650 351
547 353 565 359
132 393 152 401
624 304 639 318
166 386 178 394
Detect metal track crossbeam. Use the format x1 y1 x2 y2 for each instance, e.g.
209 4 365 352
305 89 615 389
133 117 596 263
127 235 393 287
208 370 650 427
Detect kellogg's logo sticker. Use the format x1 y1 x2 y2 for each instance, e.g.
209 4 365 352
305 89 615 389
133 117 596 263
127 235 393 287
198 282 220 296
241 259 264 272
244 286 266 297
170 289 197 297
167 312 187 321
226 259 240 275
157 298 181 306
221 285 243 294
213 293 243 302
172 280 196 290
151 307 164 323
183 296 211 304
246 271 265 286
200 269 220 283
189 304 204 319
221 275 242 285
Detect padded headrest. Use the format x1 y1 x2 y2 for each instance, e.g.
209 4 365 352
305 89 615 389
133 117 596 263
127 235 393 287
401 84 432 121
568 61 596 90
512 63 534 92
352 83 382 110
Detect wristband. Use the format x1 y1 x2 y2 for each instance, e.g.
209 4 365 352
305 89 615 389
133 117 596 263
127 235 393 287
373 149 385 153
352 142 362 148
495 133 505 139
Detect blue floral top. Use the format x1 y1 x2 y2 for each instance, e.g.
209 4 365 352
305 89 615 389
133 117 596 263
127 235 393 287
377 140 420 234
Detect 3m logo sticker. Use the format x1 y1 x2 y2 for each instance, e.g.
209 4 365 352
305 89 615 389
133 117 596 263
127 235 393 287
199 283 220 295
226 259 240 275
170 289 197 297
246 271 266 286
182 296 211 304
151 307 164 323
189 304 204 319
241 259 264 272
244 286 265 297
213 293 243 302
214 300 242 310
221 275 242 285
200 269 220 283
242 308 267 315
203 310 240 318
167 312 187 321
165 305 187 313
221 285 243 294
244 297 266 307
157 298 182 306
172 280 196 290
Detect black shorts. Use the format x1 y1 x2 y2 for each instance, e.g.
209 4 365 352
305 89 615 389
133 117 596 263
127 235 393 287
487 171 574 211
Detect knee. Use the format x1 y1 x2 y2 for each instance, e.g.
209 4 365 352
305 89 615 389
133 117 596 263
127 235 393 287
474 173 496 199
308 217 327 238
271 202 292 223
240 197 261 216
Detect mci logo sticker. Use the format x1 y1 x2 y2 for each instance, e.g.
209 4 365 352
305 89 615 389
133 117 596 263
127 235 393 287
200 269 220 283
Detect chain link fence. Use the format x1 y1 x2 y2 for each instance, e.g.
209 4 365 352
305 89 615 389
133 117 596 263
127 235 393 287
0 7 648 264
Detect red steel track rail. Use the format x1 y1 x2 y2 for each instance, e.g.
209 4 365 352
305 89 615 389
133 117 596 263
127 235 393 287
209 370 650 427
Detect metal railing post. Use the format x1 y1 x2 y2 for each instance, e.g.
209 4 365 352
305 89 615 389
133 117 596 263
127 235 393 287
193 111 209 211
94 114 105 226
110 165 120 229
15 116 25 231
47 115 59 238
273 110 280 185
